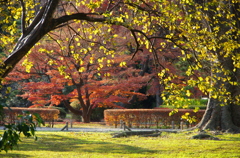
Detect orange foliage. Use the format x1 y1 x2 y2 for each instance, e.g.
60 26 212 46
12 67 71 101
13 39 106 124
104 109 205 128
3 107 59 124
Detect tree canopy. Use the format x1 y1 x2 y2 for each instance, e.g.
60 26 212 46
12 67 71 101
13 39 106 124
0 0 240 132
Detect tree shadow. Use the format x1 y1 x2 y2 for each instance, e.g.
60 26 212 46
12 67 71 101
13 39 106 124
0 132 158 157
0 153 30 158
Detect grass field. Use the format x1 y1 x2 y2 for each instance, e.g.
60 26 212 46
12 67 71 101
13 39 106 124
1 125 240 158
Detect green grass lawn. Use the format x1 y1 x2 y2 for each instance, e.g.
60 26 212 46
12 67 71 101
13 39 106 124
1 129 240 158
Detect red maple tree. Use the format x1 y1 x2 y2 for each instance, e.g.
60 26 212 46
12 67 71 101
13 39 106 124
6 38 152 123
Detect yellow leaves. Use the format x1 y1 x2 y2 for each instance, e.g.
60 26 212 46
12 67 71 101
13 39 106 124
58 65 66 75
229 81 238 86
113 34 118 38
6 87 11 94
196 11 201 15
119 61 127 67
211 94 218 99
90 57 94 64
181 50 185 55
186 90 191 97
39 48 47 53
73 54 79 60
48 60 55 66
79 60 84 65
99 46 106 51
193 107 199 113
213 26 220 32
169 109 178 116
186 54 192 59
198 77 203 81
186 67 192 76
181 113 197 123
187 79 196 87
145 40 150 49
226 14 235 20
79 67 85 73
158 69 166 78
64 75 71 79
97 57 105 63
107 59 111 64
1 35 14 45
204 7 208 11
104 72 111 77
181 0 192 4
22 58 33 73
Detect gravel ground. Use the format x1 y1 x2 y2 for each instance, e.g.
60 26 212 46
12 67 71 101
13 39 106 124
0 126 180 132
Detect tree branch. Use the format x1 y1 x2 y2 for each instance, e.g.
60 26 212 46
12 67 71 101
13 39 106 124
52 13 106 29
63 100 82 115
1 0 60 79
19 0 26 34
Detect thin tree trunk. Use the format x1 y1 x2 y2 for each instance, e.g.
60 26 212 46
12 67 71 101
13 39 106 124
155 77 162 107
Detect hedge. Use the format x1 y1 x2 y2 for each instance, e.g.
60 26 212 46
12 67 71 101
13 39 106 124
2 107 60 126
104 109 205 129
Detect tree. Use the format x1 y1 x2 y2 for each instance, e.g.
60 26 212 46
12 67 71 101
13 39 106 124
155 0 240 133
1 0 240 132
5 34 151 122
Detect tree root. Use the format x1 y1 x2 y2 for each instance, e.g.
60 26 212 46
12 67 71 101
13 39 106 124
191 131 220 140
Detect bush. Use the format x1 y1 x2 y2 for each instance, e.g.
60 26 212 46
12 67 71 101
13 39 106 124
104 109 205 128
69 101 82 121
161 99 208 109
91 107 107 122
3 107 59 124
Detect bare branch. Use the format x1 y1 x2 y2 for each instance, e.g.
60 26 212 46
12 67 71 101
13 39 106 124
19 0 26 34
52 13 106 29
130 30 142 60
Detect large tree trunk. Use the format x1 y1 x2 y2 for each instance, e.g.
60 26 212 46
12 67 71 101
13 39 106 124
196 98 240 133
82 108 92 123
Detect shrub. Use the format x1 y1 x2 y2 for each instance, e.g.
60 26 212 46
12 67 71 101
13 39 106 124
70 101 82 122
3 107 59 125
104 109 205 128
161 99 208 109
91 107 107 122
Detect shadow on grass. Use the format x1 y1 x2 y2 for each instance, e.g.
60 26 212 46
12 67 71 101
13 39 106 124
0 153 30 158
221 137 240 141
0 132 158 157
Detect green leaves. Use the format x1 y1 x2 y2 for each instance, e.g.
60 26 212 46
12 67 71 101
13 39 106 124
0 110 44 152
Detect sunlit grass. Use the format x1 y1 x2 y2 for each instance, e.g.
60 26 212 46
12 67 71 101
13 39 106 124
0 130 240 158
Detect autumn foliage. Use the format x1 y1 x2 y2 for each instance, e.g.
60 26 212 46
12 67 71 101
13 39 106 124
104 109 205 128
